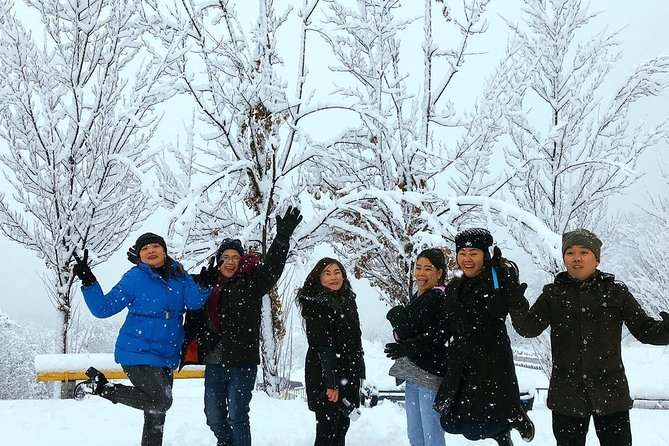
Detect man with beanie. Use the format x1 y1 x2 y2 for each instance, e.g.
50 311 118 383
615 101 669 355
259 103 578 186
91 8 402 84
505 228 669 446
182 206 302 446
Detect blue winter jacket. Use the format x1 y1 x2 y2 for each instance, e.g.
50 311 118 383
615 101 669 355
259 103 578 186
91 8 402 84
82 262 210 370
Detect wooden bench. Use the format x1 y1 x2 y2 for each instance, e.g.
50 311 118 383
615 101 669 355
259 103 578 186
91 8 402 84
35 353 205 398
36 368 205 382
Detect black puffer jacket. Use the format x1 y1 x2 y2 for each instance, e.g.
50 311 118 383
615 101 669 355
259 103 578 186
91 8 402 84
300 288 365 412
391 287 450 377
182 236 289 367
510 270 669 417
434 273 523 432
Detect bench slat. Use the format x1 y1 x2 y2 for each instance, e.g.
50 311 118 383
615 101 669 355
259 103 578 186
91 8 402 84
36 369 204 382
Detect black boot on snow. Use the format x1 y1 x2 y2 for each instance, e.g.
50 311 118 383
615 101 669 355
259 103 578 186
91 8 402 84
493 429 514 446
74 367 113 401
512 409 535 442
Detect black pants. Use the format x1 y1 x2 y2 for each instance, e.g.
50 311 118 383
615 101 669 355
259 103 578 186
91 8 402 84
314 409 350 446
105 365 174 446
552 410 632 446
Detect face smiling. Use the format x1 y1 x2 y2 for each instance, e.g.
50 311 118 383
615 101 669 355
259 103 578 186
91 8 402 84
218 249 242 278
320 263 344 291
563 244 599 281
414 257 443 296
139 243 166 268
457 247 485 278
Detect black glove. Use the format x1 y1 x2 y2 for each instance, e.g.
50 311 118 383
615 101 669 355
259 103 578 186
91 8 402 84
198 257 218 288
386 306 411 340
660 311 669 332
498 261 527 309
127 246 139 264
384 341 413 360
483 246 501 293
276 206 303 239
72 249 97 286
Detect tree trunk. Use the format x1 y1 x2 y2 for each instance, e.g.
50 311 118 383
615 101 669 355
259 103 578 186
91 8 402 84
260 292 281 398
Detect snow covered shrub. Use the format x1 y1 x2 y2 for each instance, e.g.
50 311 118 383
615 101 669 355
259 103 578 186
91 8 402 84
0 311 52 399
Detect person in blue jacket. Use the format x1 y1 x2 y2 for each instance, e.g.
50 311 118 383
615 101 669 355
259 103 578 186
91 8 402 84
72 232 216 446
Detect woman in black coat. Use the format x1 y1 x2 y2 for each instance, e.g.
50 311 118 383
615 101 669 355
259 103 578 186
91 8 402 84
384 248 450 446
433 228 534 446
297 257 365 446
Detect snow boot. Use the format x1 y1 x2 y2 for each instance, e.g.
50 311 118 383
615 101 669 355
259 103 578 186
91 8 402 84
74 367 113 401
493 429 514 446
512 408 535 442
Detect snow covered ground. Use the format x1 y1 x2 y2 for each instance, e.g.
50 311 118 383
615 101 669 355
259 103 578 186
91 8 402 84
4 355 669 446
2 380 668 445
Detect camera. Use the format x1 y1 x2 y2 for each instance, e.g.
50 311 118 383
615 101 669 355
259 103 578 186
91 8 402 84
339 398 362 421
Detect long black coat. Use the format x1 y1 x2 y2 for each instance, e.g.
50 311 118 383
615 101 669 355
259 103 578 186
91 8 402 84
300 289 365 413
510 270 669 417
181 236 289 367
434 273 522 435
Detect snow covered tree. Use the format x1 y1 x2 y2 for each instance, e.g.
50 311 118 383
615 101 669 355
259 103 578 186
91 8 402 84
140 0 516 391
310 0 512 304
141 0 339 396
501 0 669 276
608 168 669 316
0 0 176 353
498 0 669 375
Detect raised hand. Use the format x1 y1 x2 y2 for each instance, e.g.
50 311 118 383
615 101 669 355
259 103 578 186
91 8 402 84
276 206 303 239
127 246 139 264
198 257 218 288
72 249 97 286
489 246 527 307
483 246 502 290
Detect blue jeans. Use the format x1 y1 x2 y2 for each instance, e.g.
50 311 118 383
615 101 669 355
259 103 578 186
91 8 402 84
204 365 257 446
405 381 446 446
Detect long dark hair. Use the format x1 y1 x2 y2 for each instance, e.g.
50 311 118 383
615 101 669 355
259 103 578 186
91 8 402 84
296 257 359 321
297 257 351 302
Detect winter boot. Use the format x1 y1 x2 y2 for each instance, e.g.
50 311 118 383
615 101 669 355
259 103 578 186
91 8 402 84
512 408 535 442
74 367 113 400
493 429 514 446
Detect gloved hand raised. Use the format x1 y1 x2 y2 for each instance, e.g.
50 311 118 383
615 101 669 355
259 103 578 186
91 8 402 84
127 246 139 264
198 257 218 288
660 311 669 332
72 249 97 287
276 206 303 239
490 246 527 308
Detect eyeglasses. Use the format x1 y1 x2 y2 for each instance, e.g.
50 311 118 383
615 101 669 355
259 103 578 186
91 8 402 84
220 255 242 263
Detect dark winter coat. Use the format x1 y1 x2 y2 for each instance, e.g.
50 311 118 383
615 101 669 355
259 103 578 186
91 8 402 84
434 273 523 436
393 287 450 377
509 270 669 417
299 288 365 413
181 236 289 367
82 262 209 370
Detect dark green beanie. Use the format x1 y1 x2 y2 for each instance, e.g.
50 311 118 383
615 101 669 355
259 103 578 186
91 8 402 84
562 229 602 260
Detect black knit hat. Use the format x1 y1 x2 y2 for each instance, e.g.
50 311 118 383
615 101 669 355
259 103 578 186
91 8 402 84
562 228 602 260
216 238 245 264
455 228 493 252
134 232 167 254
